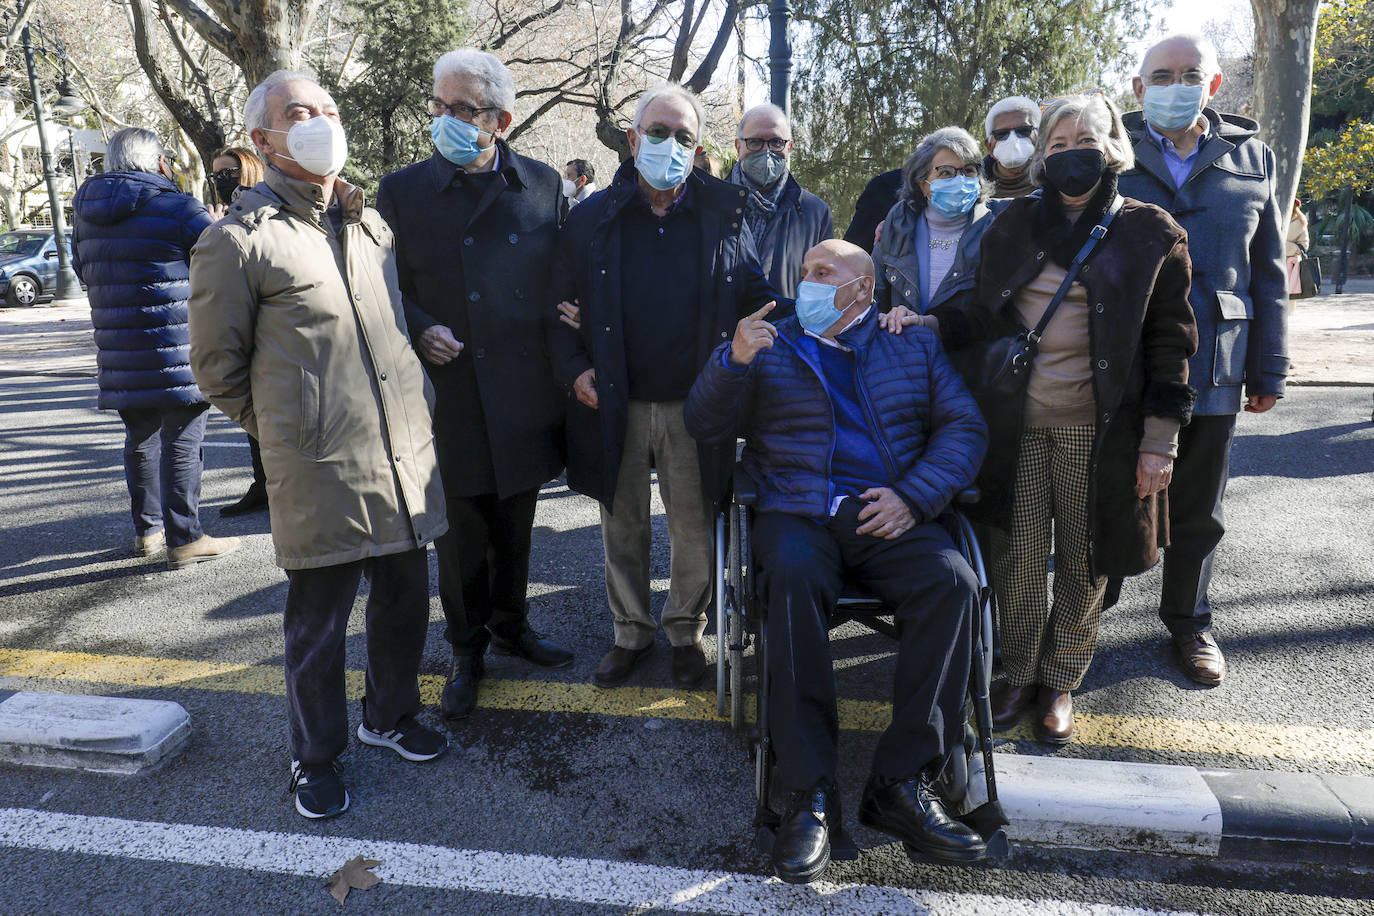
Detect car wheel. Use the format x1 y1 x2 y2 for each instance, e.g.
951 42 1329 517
6 274 39 307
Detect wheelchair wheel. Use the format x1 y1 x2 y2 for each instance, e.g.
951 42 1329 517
727 505 747 730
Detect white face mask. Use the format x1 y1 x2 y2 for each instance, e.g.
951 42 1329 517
993 135 1035 170
562 178 579 198
264 116 348 177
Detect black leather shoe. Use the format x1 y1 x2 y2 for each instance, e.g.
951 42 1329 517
490 629 574 668
859 771 987 863
773 784 837 885
593 644 652 688
440 654 485 720
670 641 706 688
220 482 268 517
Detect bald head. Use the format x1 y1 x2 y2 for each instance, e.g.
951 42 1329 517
1133 32 1224 120
1139 33 1220 78
800 240 875 338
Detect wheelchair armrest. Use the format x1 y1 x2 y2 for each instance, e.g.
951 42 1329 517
955 487 981 506
734 466 761 507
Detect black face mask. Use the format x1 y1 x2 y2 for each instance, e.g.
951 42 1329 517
1042 148 1107 197
213 176 241 206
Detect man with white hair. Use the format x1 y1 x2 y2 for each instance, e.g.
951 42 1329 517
982 95 1040 198
189 71 450 820
548 82 781 690
376 48 572 723
1117 33 1288 686
72 127 240 570
728 103 833 298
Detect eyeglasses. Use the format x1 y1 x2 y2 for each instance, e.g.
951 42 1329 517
642 124 697 148
927 164 981 180
989 125 1034 142
427 97 500 122
1143 69 1209 87
740 136 791 153
210 167 241 181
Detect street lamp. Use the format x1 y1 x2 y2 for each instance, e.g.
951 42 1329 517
18 16 85 303
768 0 793 114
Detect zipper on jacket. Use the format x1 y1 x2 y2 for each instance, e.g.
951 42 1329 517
852 344 901 483
779 334 840 515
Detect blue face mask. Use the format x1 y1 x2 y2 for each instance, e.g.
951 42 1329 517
1142 83 1206 132
431 115 494 166
635 134 694 191
795 276 864 335
927 175 981 218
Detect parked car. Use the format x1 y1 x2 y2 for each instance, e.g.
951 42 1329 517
0 229 76 307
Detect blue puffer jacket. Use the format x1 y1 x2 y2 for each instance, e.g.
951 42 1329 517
72 170 212 410
685 309 987 523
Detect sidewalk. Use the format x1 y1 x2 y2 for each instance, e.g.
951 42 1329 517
0 300 96 378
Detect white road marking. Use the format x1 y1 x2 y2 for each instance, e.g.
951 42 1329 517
201 441 252 448
0 807 1203 915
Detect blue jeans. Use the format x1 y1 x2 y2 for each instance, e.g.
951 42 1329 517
118 403 209 548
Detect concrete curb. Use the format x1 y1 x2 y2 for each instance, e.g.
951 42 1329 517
0 691 191 775
970 753 1374 869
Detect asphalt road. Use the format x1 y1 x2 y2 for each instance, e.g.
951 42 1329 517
0 374 1372 914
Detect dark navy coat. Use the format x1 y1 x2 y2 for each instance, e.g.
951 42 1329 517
72 170 211 410
728 170 834 298
684 309 987 524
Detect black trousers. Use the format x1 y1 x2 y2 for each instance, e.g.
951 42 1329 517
283 548 430 764
1159 414 1237 636
753 501 976 794
247 433 266 488
434 487 540 656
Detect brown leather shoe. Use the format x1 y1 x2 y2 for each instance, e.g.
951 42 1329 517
1033 687 1073 745
670 641 707 688
593 644 653 689
990 681 1038 731
1173 632 1226 686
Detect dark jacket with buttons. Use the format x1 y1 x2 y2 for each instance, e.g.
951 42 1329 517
72 170 213 411
932 193 1198 577
377 141 564 499
546 159 782 510
728 170 834 298
684 310 987 524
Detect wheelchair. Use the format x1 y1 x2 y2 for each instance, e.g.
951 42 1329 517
712 465 1009 863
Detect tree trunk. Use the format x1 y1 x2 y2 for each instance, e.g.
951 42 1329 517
1250 0 1321 214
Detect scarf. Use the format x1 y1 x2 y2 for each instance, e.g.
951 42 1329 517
1031 171 1119 269
730 162 787 244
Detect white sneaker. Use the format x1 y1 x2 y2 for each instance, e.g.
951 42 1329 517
167 534 241 570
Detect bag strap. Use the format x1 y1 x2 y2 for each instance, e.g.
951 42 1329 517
1028 194 1124 343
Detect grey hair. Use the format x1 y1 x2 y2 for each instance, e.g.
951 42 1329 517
1027 93 1135 187
899 126 988 204
633 83 706 138
1138 32 1221 77
737 102 790 138
244 70 319 134
433 49 516 114
104 127 164 173
984 95 1041 137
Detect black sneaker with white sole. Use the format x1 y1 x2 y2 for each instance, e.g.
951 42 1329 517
290 760 349 819
357 714 449 762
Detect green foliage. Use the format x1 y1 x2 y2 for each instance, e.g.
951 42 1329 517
788 0 1152 230
314 0 469 195
1311 0 1374 121
1311 201 1374 254
1302 121 1374 200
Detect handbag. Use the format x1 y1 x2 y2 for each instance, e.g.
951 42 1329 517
1295 243 1322 299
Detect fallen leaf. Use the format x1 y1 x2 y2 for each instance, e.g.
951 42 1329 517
326 855 383 904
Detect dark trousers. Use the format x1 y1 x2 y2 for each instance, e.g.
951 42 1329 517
283 548 430 764
118 403 209 548
248 433 266 488
753 502 976 793
434 488 540 656
1159 414 1237 636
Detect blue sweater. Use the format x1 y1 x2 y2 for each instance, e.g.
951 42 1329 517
72 170 212 410
798 335 890 506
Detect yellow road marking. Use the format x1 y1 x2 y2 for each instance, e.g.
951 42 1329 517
0 647 1367 764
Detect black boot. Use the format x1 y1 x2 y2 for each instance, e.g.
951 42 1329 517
440 654 485 720
220 481 268 517
859 770 987 864
772 783 837 885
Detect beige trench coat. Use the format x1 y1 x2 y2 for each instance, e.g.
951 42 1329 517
188 168 447 569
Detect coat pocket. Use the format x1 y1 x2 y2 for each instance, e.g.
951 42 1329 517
1212 290 1252 387
299 366 321 459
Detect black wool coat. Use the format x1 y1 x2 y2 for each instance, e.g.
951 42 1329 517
377 142 565 499
546 159 783 511
933 190 1199 577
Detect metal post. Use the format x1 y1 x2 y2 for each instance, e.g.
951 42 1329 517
21 23 83 302
768 0 793 114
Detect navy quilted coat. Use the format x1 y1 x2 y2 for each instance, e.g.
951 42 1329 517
72 170 212 410
685 309 987 523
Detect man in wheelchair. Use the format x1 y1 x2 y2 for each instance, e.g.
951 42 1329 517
685 239 990 882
